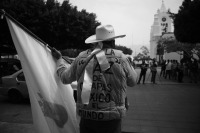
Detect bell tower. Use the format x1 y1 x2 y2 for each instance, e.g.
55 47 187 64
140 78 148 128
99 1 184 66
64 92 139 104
150 1 172 59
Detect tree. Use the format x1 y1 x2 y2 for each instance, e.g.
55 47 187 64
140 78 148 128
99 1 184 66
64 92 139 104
168 0 200 44
0 0 46 48
140 46 149 57
156 44 164 55
0 0 101 51
134 51 151 62
133 46 150 61
134 53 144 60
115 45 132 55
133 52 150 60
157 36 200 60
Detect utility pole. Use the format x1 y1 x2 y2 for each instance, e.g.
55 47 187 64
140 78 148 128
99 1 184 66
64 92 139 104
132 34 133 57
135 48 136 57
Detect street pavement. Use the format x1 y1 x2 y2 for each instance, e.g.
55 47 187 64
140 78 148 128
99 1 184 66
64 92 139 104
123 68 200 133
0 68 200 133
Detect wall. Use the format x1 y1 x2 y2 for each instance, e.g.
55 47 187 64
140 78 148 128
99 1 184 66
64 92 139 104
163 52 183 62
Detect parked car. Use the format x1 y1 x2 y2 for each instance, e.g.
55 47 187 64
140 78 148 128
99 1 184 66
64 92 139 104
0 69 77 103
0 58 22 76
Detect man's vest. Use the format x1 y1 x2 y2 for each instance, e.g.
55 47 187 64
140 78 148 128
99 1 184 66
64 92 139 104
74 48 134 121
56 48 135 121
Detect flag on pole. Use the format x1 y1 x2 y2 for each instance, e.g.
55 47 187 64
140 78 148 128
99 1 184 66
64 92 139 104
6 17 79 133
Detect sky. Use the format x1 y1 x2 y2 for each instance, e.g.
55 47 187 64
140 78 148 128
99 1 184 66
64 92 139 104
57 0 184 54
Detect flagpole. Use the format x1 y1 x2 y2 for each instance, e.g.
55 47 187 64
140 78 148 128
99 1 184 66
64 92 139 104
0 9 71 63
1 10 50 48
1 9 100 82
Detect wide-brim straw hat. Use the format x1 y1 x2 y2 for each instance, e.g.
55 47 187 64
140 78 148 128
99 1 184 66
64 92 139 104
85 24 126 44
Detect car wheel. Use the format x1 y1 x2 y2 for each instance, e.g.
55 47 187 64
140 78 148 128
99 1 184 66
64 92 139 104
8 90 23 103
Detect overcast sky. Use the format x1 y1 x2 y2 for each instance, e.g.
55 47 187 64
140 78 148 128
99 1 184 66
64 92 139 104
57 0 183 53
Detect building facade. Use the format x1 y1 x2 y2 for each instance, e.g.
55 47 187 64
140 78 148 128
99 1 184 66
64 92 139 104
150 1 172 60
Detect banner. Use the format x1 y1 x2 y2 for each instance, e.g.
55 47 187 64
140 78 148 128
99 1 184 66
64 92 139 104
6 17 79 133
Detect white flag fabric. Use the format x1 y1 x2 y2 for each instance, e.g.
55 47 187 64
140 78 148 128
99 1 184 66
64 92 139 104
6 17 79 133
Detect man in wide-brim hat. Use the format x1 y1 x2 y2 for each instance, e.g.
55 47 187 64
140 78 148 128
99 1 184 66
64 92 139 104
52 24 137 133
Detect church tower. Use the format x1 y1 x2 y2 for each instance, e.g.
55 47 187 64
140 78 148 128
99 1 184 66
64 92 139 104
150 1 172 59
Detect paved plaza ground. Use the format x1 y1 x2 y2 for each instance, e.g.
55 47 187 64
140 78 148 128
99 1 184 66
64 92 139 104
123 68 200 133
123 84 200 133
0 68 200 133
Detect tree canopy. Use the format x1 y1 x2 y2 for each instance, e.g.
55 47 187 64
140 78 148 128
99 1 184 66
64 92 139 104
0 0 132 56
169 0 200 44
0 0 101 50
140 46 149 57
115 45 132 55
157 36 200 60
133 46 150 61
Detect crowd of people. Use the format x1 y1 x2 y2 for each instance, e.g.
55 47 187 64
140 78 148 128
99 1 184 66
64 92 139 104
137 59 158 84
136 58 200 84
159 59 200 83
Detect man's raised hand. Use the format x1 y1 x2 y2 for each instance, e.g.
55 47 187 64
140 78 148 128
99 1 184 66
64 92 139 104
51 48 62 60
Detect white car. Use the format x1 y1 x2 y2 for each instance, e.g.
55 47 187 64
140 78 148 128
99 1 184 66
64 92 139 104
0 69 77 103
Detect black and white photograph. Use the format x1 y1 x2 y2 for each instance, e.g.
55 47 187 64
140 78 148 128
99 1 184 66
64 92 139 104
0 0 200 133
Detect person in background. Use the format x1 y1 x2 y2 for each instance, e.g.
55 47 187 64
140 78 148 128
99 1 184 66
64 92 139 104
171 60 178 80
52 24 137 133
198 60 200 81
188 60 192 78
190 59 198 83
127 56 135 69
177 62 184 83
0 65 2 84
132 60 136 69
13 64 19 71
184 61 189 76
165 60 172 79
160 60 166 77
137 60 148 84
150 59 157 84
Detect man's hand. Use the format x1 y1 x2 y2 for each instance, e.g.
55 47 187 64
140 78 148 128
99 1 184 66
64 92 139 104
51 48 62 60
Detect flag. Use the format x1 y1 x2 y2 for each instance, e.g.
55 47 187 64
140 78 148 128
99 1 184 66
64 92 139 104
6 17 79 133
